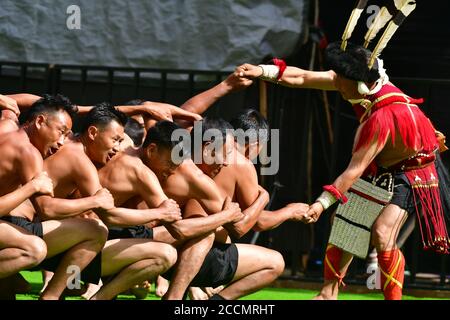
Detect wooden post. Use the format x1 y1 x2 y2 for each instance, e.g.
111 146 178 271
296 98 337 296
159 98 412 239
259 79 268 188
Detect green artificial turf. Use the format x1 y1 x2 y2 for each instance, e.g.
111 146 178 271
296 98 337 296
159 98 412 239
15 271 448 300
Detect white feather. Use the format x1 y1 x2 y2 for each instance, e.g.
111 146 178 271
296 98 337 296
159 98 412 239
341 0 369 50
364 7 393 48
368 1 416 68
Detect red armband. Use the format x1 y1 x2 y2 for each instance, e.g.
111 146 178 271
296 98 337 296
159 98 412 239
272 58 287 80
323 185 348 204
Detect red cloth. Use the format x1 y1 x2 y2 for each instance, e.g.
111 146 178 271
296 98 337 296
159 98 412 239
406 165 450 254
323 185 348 204
351 84 449 254
272 58 287 80
353 84 436 154
324 244 346 286
378 249 405 300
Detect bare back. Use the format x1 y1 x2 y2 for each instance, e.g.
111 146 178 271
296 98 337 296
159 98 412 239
98 151 167 208
0 129 43 219
162 159 224 215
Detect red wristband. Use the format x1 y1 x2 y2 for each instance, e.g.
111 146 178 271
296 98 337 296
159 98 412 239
323 185 348 204
272 58 287 80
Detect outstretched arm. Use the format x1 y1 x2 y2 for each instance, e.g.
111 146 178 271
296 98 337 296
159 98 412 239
180 71 253 115
0 94 20 116
253 202 309 232
237 63 337 91
305 127 388 223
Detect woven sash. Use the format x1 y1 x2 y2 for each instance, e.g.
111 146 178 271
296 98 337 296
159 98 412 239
329 178 393 258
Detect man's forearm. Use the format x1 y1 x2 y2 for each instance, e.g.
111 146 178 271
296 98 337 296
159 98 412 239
36 195 100 220
226 192 268 239
180 82 229 114
165 210 232 241
7 93 41 110
98 207 166 227
253 208 293 232
0 183 38 217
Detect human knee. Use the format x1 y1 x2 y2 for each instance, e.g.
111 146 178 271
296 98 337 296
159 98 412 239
23 237 47 268
84 219 109 245
270 251 285 276
159 245 178 269
372 222 392 250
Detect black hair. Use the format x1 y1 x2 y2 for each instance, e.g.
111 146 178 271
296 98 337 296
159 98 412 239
79 102 128 133
193 117 233 144
325 41 380 83
142 120 183 150
230 109 269 145
123 99 145 106
19 94 78 125
188 117 233 159
125 117 145 147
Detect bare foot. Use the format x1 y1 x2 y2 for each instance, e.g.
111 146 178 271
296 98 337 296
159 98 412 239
188 287 209 300
81 282 102 300
204 286 224 298
313 293 337 300
40 270 53 294
155 276 169 298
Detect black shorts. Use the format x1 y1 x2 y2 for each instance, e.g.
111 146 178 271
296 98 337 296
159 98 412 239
389 173 417 216
0 215 44 237
107 225 153 240
0 216 102 285
163 242 239 288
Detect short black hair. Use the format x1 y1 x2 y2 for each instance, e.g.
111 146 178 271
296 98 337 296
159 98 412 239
142 120 183 151
325 41 380 83
123 99 145 106
193 117 233 145
79 102 128 133
231 109 269 144
125 117 145 147
19 94 78 125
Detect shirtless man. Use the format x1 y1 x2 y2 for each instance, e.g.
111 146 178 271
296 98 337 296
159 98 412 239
0 97 51 299
22 103 181 300
97 120 254 300
177 117 310 300
178 71 306 230
0 94 109 300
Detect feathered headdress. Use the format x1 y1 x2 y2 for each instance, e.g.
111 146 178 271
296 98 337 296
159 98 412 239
327 0 417 89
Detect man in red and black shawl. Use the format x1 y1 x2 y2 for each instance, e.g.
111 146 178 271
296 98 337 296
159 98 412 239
236 40 450 300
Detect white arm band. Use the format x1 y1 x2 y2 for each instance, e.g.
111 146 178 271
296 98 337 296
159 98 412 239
316 191 337 210
258 64 280 81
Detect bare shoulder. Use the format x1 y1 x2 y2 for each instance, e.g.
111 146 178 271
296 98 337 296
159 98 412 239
105 152 156 183
234 151 258 179
51 141 90 166
179 159 208 183
4 130 41 162
0 131 43 175
112 152 146 175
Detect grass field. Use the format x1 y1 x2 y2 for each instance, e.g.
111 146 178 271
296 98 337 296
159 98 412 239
15 271 449 300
